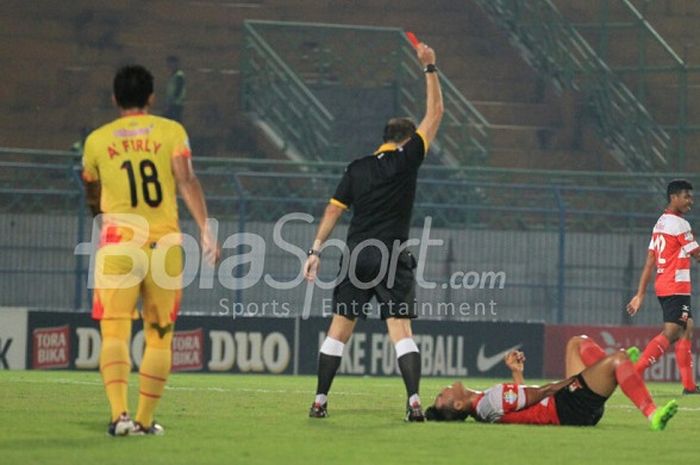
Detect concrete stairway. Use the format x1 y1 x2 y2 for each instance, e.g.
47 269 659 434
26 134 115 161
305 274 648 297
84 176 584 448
0 0 618 170
552 0 700 171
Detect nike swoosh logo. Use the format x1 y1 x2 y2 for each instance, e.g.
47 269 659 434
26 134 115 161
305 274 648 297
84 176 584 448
476 343 523 372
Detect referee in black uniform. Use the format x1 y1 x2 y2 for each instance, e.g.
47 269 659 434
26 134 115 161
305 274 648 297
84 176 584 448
303 41 444 421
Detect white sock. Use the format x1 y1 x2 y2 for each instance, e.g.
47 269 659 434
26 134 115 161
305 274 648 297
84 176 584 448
320 337 345 357
395 338 419 358
409 393 421 407
315 394 328 406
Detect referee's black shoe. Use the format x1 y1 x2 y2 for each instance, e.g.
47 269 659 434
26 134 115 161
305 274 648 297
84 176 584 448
405 401 425 422
682 386 700 395
309 402 328 418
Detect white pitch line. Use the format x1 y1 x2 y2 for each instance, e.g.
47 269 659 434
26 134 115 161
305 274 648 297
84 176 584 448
607 404 700 412
3 377 377 396
167 386 374 396
4 377 103 387
11 377 700 408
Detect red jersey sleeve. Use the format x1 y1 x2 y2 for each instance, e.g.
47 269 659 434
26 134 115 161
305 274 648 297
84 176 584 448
677 229 699 256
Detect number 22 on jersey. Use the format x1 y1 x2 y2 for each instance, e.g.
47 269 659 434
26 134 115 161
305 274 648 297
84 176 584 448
651 234 667 265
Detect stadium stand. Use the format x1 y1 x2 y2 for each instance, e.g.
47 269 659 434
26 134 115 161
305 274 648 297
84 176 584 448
552 0 700 172
2 1 700 323
0 0 629 170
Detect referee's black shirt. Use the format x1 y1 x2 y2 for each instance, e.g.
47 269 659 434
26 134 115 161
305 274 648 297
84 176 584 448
330 131 427 248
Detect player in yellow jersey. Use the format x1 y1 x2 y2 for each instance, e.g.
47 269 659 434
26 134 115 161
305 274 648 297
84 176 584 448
82 65 220 436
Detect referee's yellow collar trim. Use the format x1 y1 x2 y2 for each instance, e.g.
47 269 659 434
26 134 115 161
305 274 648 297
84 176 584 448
374 142 398 155
373 131 428 155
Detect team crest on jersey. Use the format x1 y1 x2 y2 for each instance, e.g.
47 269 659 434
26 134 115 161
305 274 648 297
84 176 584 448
503 388 518 405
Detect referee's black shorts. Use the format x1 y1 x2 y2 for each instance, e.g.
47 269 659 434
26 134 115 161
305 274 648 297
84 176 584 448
332 246 417 320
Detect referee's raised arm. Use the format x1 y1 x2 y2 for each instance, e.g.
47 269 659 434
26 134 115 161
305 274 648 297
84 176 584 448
415 42 444 147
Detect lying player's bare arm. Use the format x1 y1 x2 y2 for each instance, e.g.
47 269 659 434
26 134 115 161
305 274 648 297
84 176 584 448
504 350 525 385
520 376 577 409
504 349 574 408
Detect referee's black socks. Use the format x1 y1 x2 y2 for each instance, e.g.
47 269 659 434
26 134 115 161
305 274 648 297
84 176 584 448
396 338 422 406
314 337 344 406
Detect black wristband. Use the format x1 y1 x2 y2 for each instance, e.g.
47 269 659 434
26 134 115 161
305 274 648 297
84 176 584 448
424 64 437 73
307 248 321 257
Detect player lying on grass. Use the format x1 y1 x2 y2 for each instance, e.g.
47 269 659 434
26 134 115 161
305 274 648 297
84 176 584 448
425 335 678 431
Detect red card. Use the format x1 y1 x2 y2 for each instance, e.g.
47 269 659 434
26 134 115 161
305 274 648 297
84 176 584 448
406 31 420 48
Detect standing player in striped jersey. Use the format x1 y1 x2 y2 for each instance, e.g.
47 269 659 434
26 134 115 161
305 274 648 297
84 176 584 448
82 65 219 435
425 336 678 431
626 179 700 394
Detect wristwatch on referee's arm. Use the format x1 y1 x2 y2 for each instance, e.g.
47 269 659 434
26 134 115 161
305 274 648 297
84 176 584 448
424 63 437 73
307 248 321 258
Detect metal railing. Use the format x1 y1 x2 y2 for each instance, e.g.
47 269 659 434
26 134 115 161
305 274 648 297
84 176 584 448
241 21 336 162
473 0 672 173
2 146 696 223
2 147 700 324
241 20 490 166
571 0 700 171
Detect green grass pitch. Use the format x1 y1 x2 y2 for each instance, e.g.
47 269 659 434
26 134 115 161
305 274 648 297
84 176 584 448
1 371 698 465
